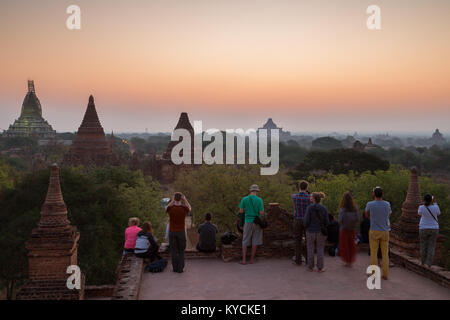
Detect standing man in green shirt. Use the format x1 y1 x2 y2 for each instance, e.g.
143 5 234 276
239 184 264 265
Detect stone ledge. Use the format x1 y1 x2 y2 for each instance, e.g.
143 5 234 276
390 248 450 289
111 254 144 300
159 247 221 260
85 285 115 299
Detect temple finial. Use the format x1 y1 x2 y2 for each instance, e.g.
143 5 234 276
28 80 35 93
89 95 94 104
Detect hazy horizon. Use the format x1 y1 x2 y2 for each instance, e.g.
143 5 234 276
1 0 449 133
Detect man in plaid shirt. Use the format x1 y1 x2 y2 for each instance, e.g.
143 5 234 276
292 180 311 265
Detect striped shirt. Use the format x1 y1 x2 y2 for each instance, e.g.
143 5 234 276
292 192 311 219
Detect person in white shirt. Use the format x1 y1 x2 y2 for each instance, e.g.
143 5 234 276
418 194 441 267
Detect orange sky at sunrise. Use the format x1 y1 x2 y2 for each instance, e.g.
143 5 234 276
0 0 449 133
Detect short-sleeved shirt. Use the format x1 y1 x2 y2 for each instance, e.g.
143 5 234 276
167 205 189 232
418 204 440 229
292 192 311 219
124 225 142 249
239 194 264 223
365 200 392 231
197 222 218 251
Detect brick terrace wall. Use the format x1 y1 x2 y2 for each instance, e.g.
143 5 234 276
221 203 296 262
111 254 144 300
85 285 115 299
390 248 450 289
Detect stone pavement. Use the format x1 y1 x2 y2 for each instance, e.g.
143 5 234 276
139 253 450 300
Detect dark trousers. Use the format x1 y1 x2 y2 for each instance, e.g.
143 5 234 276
135 245 161 262
196 243 216 253
293 219 306 264
169 231 186 272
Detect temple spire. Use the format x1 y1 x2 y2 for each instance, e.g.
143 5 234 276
62 95 119 167
39 164 70 229
17 164 84 300
28 80 35 93
163 112 194 161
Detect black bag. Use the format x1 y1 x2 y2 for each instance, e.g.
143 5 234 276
254 215 268 229
250 197 268 229
221 231 238 245
315 208 328 237
237 211 245 228
145 258 168 273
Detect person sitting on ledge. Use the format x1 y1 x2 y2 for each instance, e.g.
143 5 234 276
196 213 218 253
135 221 161 263
123 217 141 255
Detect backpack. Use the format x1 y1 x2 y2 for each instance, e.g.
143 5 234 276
145 258 168 273
220 231 238 245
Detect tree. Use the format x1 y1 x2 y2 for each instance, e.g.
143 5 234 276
311 137 343 150
290 149 390 179
279 142 308 168
0 161 14 191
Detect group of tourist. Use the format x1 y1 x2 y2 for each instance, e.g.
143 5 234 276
123 192 218 273
122 181 441 278
290 181 441 278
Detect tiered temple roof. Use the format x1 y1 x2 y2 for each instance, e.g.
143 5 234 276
4 80 56 139
62 95 119 167
16 164 84 300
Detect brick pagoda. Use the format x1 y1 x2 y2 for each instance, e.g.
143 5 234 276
62 95 119 167
143 112 195 184
16 164 84 300
390 167 446 264
162 112 195 163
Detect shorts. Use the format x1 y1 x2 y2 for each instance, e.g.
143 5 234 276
242 222 263 246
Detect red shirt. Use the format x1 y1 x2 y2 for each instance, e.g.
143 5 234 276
167 205 189 232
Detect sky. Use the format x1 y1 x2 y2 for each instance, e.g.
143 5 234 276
0 0 449 134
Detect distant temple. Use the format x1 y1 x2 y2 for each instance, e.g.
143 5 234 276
258 118 291 141
430 129 446 146
4 80 56 139
62 96 119 167
138 112 196 184
17 165 84 300
162 112 195 163
353 138 378 152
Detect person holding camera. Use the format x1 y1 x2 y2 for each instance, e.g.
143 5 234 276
238 184 264 265
166 192 191 273
418 194 441 267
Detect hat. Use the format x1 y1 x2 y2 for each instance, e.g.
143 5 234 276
249 184 260 192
